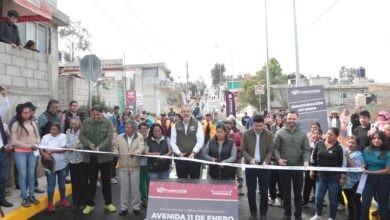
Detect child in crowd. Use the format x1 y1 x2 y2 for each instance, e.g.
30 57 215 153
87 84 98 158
342 136 363 220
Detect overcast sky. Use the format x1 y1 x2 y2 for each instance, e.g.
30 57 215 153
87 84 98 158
58 0 390 84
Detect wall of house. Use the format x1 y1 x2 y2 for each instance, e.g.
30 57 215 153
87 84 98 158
0 42 58 120
58 75 120 109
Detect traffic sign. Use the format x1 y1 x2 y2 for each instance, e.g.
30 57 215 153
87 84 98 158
80 54 101 81
255 85 265 95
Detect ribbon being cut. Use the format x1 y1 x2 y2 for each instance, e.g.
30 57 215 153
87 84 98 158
37 145 363 173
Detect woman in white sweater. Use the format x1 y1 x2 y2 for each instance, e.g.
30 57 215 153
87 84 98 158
40 122 69 212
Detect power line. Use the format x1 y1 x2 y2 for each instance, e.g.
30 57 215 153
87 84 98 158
304 0 340 33
89 0 155 60
121 0 167 52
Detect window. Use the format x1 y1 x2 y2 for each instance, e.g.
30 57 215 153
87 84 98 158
16 22 26 45
341 93 347 99
38 24 47 53
26 22 37 43
14 21 51 54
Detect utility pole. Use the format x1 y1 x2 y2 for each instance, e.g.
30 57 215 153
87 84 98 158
293 0 301 87
186 60 189 103
264 0 271 112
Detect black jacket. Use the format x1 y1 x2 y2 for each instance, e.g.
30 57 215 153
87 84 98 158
353 124 371 152
312 140 343 176
0 22 21 45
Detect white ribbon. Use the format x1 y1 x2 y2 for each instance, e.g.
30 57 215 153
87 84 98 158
37 145 363 173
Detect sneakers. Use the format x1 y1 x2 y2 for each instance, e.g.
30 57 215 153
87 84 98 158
48 202 55 212
22 198 31 207
309 215 323 220
105 204 117 213
60 199 71 208
337 204 345 211
268 198 282 207
110 178 118 184
82 205 94 215
29 196 40 205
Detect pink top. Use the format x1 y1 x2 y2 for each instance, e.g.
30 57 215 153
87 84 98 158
340 114 351 131
11 121 40 153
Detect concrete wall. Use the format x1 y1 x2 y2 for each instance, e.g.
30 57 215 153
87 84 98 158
99 78 119 108
58 75 120 109
0 42 58 120
58 75 89 108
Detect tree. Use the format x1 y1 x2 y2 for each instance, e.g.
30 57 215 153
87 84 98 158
59 20 91 62
257 58 287 84
238 58 288 110
188 83 198 97
210 63 227 88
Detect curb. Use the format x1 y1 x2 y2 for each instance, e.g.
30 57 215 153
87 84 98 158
2 184 72 220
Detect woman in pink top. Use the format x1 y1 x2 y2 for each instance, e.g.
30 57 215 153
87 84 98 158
12 104 40 207
340 109 351 137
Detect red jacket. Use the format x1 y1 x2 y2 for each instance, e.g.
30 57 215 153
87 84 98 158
230 132 242 163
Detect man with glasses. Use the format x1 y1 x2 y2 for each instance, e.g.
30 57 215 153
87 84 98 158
170 104 204 179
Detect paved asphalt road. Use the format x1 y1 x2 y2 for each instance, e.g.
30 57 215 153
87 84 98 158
30 177 349 220
30 122 349 220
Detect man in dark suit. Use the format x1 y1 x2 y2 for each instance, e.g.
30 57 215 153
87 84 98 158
242 115 274 220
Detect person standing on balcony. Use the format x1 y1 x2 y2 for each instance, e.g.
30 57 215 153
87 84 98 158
0 10 21 48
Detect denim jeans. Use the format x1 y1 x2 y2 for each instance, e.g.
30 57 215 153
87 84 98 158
245 168 270 216
279 170 304 218
360 174 390 220
315 174 340 219
46 168 66 203
0 152 7 201
14 152 37 199
148 170 170 180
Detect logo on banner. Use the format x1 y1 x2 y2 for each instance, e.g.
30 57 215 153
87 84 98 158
290 89 321 96
291 89 299 95
156 187 188 194
210 190 233 196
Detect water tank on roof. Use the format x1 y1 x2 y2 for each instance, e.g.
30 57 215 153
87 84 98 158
355 93 366 106
356 67 366 78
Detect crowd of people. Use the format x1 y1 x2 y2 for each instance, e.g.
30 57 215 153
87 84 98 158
0 88 389 220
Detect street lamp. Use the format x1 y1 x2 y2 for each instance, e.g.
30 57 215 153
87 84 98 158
214 45 234 91
264 0 271 112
